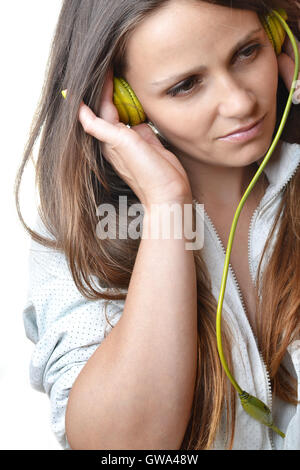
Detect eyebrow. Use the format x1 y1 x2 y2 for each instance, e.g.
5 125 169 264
151 27 263 87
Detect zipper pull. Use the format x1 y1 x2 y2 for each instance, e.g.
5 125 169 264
239 391 285 438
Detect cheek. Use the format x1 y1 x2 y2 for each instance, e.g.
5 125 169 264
256 53 279 102
144 102 195 140
164 103 208 137
160 112 208 156
164 113 206 144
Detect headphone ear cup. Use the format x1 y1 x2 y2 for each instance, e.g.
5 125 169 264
259 8 288 55
113 77 146 126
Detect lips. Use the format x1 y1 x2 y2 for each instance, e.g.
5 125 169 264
220 116 264 138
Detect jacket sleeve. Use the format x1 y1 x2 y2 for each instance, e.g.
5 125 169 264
23 216 126 449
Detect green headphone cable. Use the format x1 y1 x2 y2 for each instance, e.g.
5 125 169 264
215 10 299 439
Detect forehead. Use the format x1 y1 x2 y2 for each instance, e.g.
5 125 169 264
125 1 260 73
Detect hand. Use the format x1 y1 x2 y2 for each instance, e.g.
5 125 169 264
77 67 192 208
277 19 300 100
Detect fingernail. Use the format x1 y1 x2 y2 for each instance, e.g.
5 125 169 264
61 89 68 99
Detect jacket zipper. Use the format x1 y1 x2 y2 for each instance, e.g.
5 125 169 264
248 203 275 449
197 203 276 449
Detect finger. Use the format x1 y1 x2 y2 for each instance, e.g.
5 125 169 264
282 35 294 59
78 101 126 146
282 33 300 60
277 52 299 90
99 67 119 124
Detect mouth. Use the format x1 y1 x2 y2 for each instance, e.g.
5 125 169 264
217 115 266 143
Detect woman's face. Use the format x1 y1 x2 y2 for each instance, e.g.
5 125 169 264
124 0 279 169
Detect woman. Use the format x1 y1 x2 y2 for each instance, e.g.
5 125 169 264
16 0 300 450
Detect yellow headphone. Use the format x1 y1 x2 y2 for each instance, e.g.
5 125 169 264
113 76 147 126
111 7 288 126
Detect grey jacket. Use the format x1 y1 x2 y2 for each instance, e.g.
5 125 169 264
23 140 300 450
198 140 300 449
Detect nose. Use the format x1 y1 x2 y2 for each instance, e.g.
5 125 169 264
216 73 257 119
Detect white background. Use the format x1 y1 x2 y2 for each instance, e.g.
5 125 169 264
0 1 63 450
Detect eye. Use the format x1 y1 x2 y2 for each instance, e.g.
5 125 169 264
167 42 264 98
236 42 263 61
167 76 202 97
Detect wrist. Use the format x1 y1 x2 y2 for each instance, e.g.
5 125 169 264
142 197 195 244
143 194 193 213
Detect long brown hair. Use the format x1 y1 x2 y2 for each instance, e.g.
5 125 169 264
15 0 300 449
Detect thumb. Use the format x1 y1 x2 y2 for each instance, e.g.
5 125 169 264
131 122 166 148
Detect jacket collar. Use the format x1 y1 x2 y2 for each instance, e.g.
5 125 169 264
260 139 300 198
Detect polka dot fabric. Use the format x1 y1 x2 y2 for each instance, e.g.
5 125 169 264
23 216 126 449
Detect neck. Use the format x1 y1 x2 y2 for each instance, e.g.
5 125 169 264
176 144 283 209
192 162 267 207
